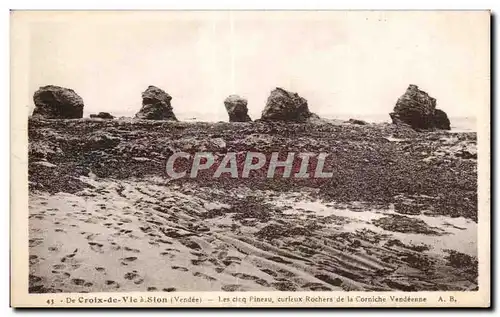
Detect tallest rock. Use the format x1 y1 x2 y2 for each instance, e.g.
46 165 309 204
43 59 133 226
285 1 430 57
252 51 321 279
390 85 450 130
135 85 177 121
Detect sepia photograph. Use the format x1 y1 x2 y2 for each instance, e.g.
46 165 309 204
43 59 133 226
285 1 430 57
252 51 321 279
10 10 490 307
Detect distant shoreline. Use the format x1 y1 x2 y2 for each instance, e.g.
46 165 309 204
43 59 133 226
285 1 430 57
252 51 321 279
80 112 477 132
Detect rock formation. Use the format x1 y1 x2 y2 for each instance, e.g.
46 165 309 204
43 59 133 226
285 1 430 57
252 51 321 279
390 85 450 130
224 95 251 122
90 112 115 119
32 85 84 119
433 109 451 130
135 86 177 121
261 88 316 123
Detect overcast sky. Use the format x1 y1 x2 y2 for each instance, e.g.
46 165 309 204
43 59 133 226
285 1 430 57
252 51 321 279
26 11 489 121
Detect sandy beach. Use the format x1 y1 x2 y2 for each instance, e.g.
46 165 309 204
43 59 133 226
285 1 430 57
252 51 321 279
28 118 478 293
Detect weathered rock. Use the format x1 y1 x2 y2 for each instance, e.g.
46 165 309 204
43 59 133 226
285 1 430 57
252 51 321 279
389 85 451 130
86 131 121 149
135 86 177 121
32 85 84 119
372 214 444 235
433 109 451 130
456 149 477 160
90 112 115 119
224 95 251 122
261 87 316 123
31 161 57 169
348 118 368 125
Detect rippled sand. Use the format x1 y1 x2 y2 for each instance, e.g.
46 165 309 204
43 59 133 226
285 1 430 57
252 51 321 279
29 177 477 293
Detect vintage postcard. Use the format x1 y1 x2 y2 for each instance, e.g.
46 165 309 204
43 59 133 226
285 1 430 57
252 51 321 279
10 10 490 308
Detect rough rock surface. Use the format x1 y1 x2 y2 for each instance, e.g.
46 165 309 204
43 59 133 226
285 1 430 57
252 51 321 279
348 118 368 125
90 112 114 119
135 86 177 121
261 88 317 123
224 95 251 122
32 85 84 119
433 109 451 130
390 85 451 130
27 118 478 293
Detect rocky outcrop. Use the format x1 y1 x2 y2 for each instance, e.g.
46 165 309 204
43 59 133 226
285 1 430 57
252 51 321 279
390 85 451 130
90 112 114 119
135 86 177 121
224 95 251 122
32 85 84 119
261 88 316 123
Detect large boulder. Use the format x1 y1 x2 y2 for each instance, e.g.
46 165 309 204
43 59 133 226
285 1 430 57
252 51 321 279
390 85 451 130
261 87 316 123
135 86 177 121
224 95 251 122
32 85 84 119
90 112 114 119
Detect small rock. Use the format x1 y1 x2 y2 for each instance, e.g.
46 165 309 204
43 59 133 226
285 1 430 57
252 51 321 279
456 150 477 159
90 112 114 119
31 161 57 168
348 118 367 125
86 131 121 149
